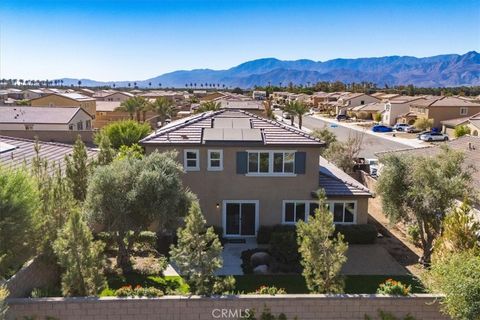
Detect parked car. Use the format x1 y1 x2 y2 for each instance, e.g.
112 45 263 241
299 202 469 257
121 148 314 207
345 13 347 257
393 123 410 131
419 132 449 142
336 114 349 121
366 158 379 177
282 112 291 119
372 125 393 132
405 126 420 133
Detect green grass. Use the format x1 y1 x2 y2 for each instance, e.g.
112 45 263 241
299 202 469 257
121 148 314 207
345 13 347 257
232 274 425 294
100 273 189 297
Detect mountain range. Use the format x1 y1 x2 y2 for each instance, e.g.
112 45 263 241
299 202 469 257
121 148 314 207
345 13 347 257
60 51 480 89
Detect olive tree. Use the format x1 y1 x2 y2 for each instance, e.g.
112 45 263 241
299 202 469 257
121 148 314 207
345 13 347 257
377 146 474 265
85 151 192 273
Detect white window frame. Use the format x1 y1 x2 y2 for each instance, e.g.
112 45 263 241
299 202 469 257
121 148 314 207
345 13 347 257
208 149 223 171
246 150 296 177
282 201 308 224
184 149 200 171
460 107 468 116
282 200 357 225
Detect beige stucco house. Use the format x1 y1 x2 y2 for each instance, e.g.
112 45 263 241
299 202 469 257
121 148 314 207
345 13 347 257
30 92 96 117
336 93 380 115
0 106 93 131
140 110 371 238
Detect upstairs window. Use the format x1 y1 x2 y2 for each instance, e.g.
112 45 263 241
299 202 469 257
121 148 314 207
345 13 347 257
184 149 199 171
248 152 270 173
460 107 468 116
273 152 295 173
77 121 83 130
247 151 296 175
208 150 223 171
86 120 92 130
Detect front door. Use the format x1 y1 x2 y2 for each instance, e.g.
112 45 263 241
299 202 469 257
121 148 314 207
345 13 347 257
224 201 258 237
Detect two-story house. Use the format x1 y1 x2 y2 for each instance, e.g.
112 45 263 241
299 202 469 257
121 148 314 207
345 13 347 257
140 110 371 238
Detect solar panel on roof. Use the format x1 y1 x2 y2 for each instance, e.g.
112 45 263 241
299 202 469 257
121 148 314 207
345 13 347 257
213 117 251 129
0 142 17 153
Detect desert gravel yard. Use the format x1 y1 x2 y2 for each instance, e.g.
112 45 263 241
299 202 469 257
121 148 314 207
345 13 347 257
341 244 408 275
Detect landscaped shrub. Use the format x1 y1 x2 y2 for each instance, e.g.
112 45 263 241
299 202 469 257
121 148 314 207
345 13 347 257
210 226 226 245
254 285 286 295
406 224 421 246
133 255 168 276
334 224 377 244
114 285 164 297
376 279 411 296
257 226 274 244
269 230 299 266
136 231 157 249
96 232 116 251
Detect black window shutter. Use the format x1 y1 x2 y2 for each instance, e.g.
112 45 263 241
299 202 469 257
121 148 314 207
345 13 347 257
294 152 306 174
236 152 248 174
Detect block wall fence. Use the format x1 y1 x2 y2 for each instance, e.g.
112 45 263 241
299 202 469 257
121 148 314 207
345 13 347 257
6 294 449 320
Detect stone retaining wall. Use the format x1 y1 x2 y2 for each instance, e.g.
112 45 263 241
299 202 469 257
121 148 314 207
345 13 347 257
6 294 448 320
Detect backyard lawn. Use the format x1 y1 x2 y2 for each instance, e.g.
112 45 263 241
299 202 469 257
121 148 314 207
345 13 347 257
101 273 425 296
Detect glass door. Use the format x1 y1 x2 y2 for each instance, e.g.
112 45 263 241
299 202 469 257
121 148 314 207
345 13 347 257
224 201 257 236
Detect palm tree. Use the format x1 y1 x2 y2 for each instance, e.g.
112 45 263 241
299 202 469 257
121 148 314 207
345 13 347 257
194 101 221 114
151 97 177 128
284 101 297 126
116 96 147 121
293 101 310 129
77 80 81 87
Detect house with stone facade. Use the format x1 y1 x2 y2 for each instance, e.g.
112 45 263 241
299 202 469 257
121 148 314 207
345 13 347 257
140 109 371 238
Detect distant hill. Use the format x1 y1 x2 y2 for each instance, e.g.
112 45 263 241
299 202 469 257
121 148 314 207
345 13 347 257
59 51 480 89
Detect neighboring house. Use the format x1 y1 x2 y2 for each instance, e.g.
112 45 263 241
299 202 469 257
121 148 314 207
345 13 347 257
349 102 385 120
218 99 265 116
399 96 480 129
22 89 46 100
381 96 426 126
0 135 97 172
94 101 157 129
78 88 96 97
441 112 480 137
30 93 96 117
376 135 480 221
0 106 93 131
95 91 134 102
140 109 372 238
336 93 380 115
252 90 267 100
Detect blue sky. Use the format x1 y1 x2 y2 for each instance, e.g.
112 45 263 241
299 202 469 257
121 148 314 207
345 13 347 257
0 0 479 81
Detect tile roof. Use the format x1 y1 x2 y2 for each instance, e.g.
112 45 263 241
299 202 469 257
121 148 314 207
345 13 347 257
95 101 122 112
411 96 480 108
0 135 98 172
0 106 87 124
375 135 480 190
140 109 324 146
319 157 372 197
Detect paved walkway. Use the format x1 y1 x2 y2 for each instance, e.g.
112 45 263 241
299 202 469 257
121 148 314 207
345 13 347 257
216 238 259 276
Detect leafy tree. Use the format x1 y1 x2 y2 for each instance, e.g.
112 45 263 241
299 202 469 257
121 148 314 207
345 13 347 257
170 201 234 296
432 201 479 263
0 167 39 277
311 126 337 150
53 209 106 297
0 285 8 319
150 97 177 127
454 125 471 138
85 151 191 273
116 96 147 121
423 251 480 320
194 101 221 114
296 190 348 293
65 136 89 202
94 120 151 149
377 146 473 265
323 133 363 174
373 112 382 123
96 134 116 165
116 144 144 160
414 117 434 131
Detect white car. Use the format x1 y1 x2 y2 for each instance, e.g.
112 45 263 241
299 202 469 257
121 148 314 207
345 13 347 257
419 132 449 142
393 123 410 131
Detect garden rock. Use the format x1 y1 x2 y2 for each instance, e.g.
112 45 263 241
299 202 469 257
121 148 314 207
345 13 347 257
250 251 270 267
253 264 269 274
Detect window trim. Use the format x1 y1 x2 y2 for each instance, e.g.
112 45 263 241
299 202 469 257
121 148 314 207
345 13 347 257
222 200 260 238
245 150 297 177
207 149 223 171
460 107 468 116
282 200 357 225
184 149 200 171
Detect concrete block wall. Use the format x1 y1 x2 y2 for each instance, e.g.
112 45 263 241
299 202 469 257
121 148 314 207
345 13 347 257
6 294 448 320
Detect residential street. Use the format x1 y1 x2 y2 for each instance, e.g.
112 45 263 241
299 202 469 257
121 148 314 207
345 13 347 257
276 112 416 158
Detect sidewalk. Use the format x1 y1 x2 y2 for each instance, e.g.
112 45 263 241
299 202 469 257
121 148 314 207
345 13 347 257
310 114 427 149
